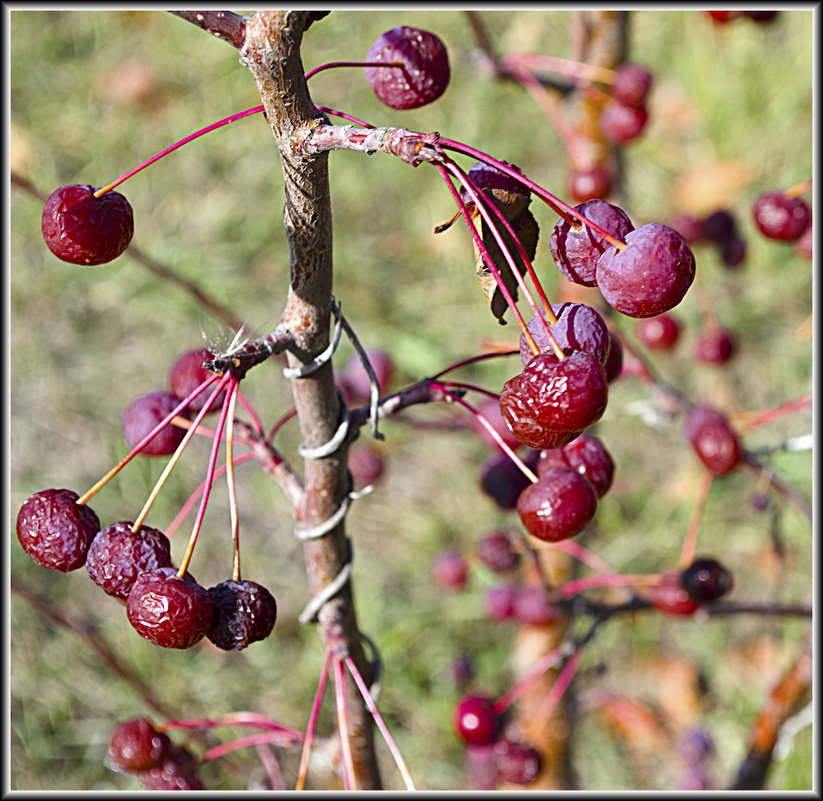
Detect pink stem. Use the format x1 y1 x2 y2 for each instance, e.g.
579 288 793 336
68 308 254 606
537 539 615 575
532 646 583 725
678 468 713 570
559 573 661 598
314 105 375 128
430 349 520 379
304 60 403 81
203 732 300 762
95 106 265 197
177 376 237 576
344 656 416 790
494 645 565 714
332 656 356 790
162 711 302 736
430 381 537 483
236 389 265 436
295 649 332 791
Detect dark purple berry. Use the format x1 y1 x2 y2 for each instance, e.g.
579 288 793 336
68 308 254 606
206 579 277 651
519 303 611 366
108 717 171 773
720 236 747 269
517 467 598 542
122 390 189 456
364 26 450 110
16 488 100 572
86 521 172 599
702 209 739 244
550 200 634 287
680 558 733 602
127 567 213 649
137 747 203 791
596 223 696 318
454 694 498 745
479 452 536 510
42 184 134 266
603 331 624 383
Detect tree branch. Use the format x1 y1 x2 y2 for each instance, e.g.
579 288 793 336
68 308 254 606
169 10 246 49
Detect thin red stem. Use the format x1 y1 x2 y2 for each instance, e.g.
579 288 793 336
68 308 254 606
678 468 714 569
559 572 662 599
494 645 565 715
295 649 332 792
304 60 403 81
430 349 520 380
332 656 356 790
526 646 584 740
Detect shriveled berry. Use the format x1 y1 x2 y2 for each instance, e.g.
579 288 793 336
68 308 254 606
568 164 613 203
537 434 615 498
600 100 648 144
695 328 736 365
550 200 634 287
637 314 681 350
431 549 469 592
752 191 810 241
520 303 611 366
122 390 189 456
500 351 608 449
493 738 543 784
86 521 172 599
206 579 277 651
108 717 171 773
611 63 653 107
127 567 213 649
476 531 519 573
42 184 134 266
651 570 699 617
680 558 733 602
16 488 99 572
596 223 696 318
454 694 498 745
169 348 226 413
685 405 742 475
364 26 450 110
517 467 598 542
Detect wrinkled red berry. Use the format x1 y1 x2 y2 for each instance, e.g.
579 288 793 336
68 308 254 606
42 184 134 265
137 746 203 790
493 738 543 784
520 303 611 366
86 521 172 599
16 488 100 572
122 390 190 456
537 434 615 498
127 567 213 649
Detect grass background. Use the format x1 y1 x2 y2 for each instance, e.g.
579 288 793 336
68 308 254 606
9 8 814 791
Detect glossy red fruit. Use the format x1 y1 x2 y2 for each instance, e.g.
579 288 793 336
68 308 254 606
42 184 133 265
127 567 214 649
611 63 653 107
600 100 648 144
680 558 733 602
520 303 611 366
695 328 736 365
476 531 519 573
596 223 696 318
568 164 613 203
86 521 172 599
550 200 634 287
752 191 811 241
364 26 450 110
454 694 498 745
206 579 277 651
122 390 189 456
169 348 225 412
16 488 100 572
537 435 615 498
108 717 171 773
637 314 681 350
493 738 543 785
685 405 742 475
432 548 469 591
651 570 699 617
517 467 598 542
500 350 608 449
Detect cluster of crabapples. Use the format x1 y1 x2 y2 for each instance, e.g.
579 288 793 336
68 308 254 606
16 348 277 653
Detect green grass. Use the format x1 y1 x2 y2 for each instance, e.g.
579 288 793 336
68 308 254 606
9 9 813 792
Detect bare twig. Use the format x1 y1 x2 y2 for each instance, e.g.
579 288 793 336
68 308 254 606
169 10 246 49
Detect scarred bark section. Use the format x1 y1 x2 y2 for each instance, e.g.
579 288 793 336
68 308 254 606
239 10 381 789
